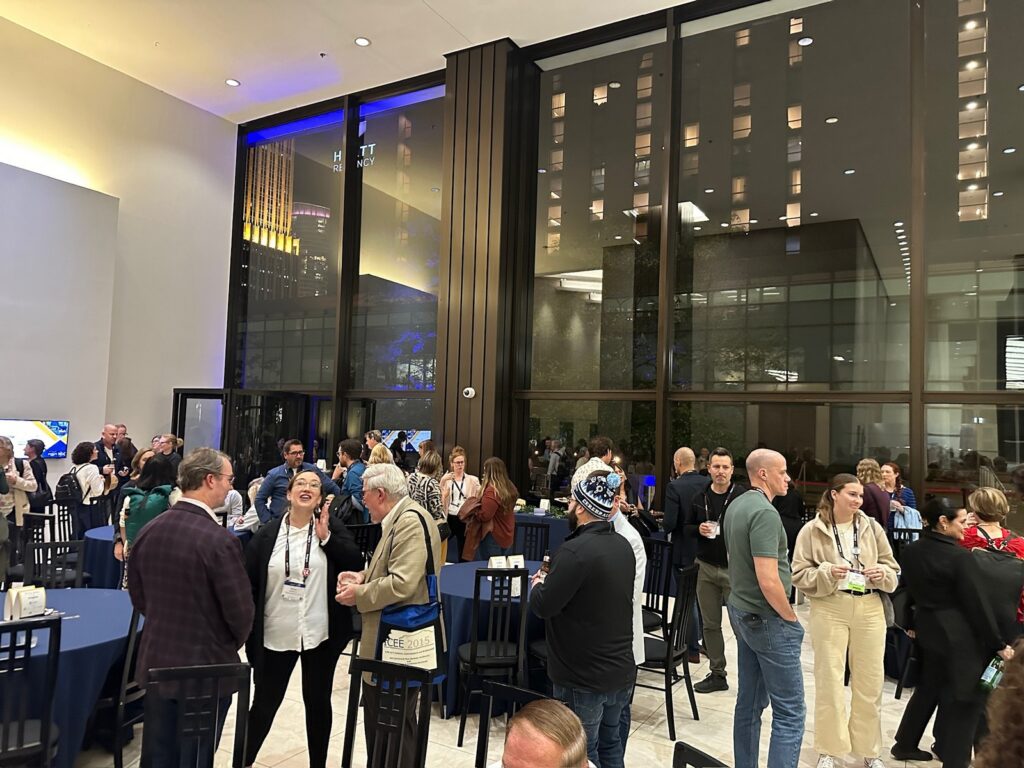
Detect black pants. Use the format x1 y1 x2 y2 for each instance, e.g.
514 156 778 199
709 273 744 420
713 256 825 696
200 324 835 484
246 642 341 768
362 680 420 768
895 648 986 768
446 514 467 562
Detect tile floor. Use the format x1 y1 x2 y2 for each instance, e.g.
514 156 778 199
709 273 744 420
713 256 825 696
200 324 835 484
75 600 941 768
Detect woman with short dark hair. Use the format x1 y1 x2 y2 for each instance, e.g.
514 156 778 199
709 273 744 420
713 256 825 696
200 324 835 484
71 440 107 536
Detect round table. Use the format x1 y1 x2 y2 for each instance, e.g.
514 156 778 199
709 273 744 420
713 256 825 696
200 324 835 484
439 561 544 716
84 525 123 589
18 589 136 768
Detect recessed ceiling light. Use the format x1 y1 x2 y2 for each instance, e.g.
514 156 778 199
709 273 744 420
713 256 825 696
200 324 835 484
967 142 979 150
1003 147 1017 154
976 268 984 272
965 101 979 110
354 36 371 47
965 60 980 70
225 78 241 87
720 223 729 228
614 235 623 240
809 212 819 217
898 234 907 240
993 191 1005 197
967 183 979 190
608 81 621 89
797 37 814 46
538 168 547 174
825 116 839 124
778 216 788 221
704 188 714 193
965 20 978 30
843 169 856 175
1019 84 1024 92
895 228 905 234
693 226 702 231
894 221 904 227
749 219 759 224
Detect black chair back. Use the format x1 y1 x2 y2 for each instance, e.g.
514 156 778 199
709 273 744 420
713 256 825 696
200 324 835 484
342 658 431 768
0 615 61 766
141 663 250 768
46 501 75 543
889 527 920 561
23 540 86 588
673 741 729 767
349 523 383 568
668 564 700 662
643 537 672 625
474 681 547 768
93 609 146 768
513 522 549 562
20 512 52 546
470 569 529 678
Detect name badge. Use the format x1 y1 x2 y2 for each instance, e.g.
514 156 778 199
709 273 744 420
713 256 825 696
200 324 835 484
282 579 306 601
448 501 462 517
842 571 867 593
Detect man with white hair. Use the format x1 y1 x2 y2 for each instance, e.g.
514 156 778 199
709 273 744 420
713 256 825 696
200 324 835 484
336 463 442 768
723 448 805 768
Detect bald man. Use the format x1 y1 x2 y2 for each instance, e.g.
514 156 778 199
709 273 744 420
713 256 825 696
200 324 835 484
722 449 804 768
663 447 710 570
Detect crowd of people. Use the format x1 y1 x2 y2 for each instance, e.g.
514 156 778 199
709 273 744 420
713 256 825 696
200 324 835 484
10 421 1024 768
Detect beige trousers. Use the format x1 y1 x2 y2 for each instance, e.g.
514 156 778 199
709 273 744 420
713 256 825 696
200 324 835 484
808 590 887 759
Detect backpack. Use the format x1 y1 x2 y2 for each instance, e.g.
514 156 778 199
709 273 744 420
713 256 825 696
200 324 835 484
123 485 174 547
17 458 53 508
971 530 1024 638
329 493 366 527
54 466 85 506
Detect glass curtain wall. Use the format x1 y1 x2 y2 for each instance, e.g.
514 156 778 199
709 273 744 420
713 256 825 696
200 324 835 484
520 0 1024 507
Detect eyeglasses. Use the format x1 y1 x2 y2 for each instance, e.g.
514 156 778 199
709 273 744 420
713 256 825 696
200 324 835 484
293 479 322 490
218 473 236 483
287 450 306 456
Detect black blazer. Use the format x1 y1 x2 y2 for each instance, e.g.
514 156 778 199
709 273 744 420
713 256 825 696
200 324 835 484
662 471 710 567
244 514 364 670
92 439 119 474
900 529 1008 700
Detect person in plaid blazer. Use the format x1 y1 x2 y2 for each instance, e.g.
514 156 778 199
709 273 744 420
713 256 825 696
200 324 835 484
128 447 254 768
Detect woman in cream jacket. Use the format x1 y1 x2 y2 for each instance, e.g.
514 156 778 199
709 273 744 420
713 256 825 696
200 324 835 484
792 473 900 768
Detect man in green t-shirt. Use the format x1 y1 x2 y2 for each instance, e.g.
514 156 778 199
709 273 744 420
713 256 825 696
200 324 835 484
723 448 805 768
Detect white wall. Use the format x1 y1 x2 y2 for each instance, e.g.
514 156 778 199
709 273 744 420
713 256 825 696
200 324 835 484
0 162 118 473
0 18 237 447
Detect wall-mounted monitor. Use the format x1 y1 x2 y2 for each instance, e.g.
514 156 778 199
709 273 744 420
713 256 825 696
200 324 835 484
380 429 431 452
0 420 70 459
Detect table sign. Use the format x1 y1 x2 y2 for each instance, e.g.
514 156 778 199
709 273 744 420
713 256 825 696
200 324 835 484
485 555 527 596
539 499 550 511
5 585 46 620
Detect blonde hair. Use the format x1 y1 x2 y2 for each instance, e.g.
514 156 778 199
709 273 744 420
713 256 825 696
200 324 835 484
969 486 1010 524
448 445 467 471
506 699 588 768
856 458 882 486
368 443 394 465
417 450 442 479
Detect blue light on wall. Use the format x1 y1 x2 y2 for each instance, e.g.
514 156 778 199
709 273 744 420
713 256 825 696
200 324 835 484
245 109 346 145
359 85 445 118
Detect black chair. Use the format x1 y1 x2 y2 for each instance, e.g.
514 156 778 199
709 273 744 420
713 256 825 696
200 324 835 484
513 521 550 562
140 662 251 768
48 501 76 544
636 563 699 740
349 523 383 568
342 658 432 768
673 741 729 767
642 537 673 635
89 609 145 768
474 681 547 768
23 540 88 588
457 568 529 748
889 527 920 561
0 614 61 767
4 512 49 588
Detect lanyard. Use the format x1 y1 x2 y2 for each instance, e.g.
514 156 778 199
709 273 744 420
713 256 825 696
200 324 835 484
831 517 861 569
703 483 736 521
452 479 466 501
284 514 315 581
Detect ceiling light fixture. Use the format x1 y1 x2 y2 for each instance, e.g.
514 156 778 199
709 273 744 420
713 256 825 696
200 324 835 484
825 117 839 124
809 212 819 217
965 20 978 30
614 235 623 240
720 223 729 228
749 219 759 224
693 226 702 231
967 142 979 150
354 36 371 47
965 60 980 70
1003 147 1017 154
993 191 1005 197
967 183 979 190
225 78 241 87
704 188 714 193
797 36 814 46
894 221 904 227
430 187 440 193
608 81 622 89
1019 84 1024 92
538 168 547 174
843 169 856 175
895 228 905 234
965 101 979 110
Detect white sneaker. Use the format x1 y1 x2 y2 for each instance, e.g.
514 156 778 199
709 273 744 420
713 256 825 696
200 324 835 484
816 757 837 768
864 759 886 768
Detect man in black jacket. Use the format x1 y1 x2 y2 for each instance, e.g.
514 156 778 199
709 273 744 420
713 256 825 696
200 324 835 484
662 446 710 658
530 474 635 768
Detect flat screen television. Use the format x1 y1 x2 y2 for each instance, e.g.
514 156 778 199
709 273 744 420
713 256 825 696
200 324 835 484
0 419 70 459
380 429 431 452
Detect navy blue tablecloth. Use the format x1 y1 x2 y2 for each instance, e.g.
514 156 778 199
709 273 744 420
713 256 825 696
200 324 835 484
440 561 544 715
11 589 136 768
84 525 122 590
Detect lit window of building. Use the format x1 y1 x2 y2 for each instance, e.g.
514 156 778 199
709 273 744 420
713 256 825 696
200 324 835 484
636 102 652 130
734 83 751 108
593 84 608 105
732 176 747 204
548 205 562 226
733 114 751 139
788 104 802 130
735 28 750 47
790 17 803 34
590 199 604 221
789 39 803 65
551 92 566 118
790 167 802 195
549 176 562 200
550 149 563 172
787 136 802 163
635 132 652 157
552 120 564 144
683 122 700 148
637 74 653 100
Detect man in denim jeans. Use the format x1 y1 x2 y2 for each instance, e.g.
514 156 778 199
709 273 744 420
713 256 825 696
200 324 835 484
723 449 806 768
530 474 636 768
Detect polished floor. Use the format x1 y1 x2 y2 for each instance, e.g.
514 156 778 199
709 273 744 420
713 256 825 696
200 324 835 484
75 599 942 768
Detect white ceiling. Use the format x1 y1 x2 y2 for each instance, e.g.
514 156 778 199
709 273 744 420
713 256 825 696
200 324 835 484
0 0 684 123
